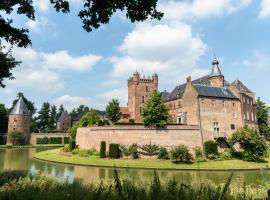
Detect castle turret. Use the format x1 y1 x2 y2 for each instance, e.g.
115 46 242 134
152 73 158 87
209 59 224 87
7 96 31 145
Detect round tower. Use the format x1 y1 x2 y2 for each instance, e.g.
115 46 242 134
209 59 224 87
7 96 31 145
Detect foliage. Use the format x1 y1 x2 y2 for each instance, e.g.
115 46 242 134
158 147 169 159
49 105 57 130
194 146 204 161
256 98 270 138
0 103 8 133
139 142 160 156
114 122 144 125
142 90 169 128
72 148 99 157
62 144 70 152
106 99 121 123
36 102 51 131
57 105 65 120
129 143 139 159
109 143 120 159
100 141 106 158
204 141 218 159
63 137 69 144
9 131 25 145
36 137 49 144
171 145 193 163
0 170 265 200
218 151 233 161
49 137 62 144
119 145 130 157
229 126 267 162
69 139 76 151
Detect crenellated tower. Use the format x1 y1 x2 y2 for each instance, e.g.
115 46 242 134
128 71 158 122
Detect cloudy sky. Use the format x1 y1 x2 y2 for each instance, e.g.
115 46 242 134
1 0 270 111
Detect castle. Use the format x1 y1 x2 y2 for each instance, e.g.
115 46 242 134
120 59 257 141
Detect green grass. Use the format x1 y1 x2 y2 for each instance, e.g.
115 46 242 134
0 144 64 149
35 148 270 170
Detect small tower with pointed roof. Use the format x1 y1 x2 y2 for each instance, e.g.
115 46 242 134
7 96 31 144
209 59 224 87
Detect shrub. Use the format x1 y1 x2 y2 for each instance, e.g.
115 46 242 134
194 146 204 160
218 151 233 161
69 139 76 151
139 142 160 156
36 137 49 144
229 126 267 162
171 145 193 163
100 141 106 158
9 131 25 145
62 144 70 152
72 148 99 157
129 144 139 159
109 143 120 159
158 147 169 159
129 119 135 124
63 137 69 144
49 137 62 144
119 145 130 157
204 141 218 159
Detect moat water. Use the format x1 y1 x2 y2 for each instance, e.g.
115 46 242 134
0 148 269 187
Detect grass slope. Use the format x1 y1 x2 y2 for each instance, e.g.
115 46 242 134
35 148 270 170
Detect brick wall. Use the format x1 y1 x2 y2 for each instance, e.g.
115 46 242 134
76 125 201 150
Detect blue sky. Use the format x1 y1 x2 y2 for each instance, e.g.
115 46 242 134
1 0 270 111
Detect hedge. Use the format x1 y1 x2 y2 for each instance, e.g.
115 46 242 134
36 137 64 144
109 143 120 159
204 140 218 158
36 137 49 144
100 141 106 158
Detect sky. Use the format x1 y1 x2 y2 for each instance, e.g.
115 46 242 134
1 0 270 111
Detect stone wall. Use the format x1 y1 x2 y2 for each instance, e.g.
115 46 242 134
76 125 201 150
30 133 68 145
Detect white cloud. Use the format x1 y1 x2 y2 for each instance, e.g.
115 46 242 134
53 95 104 111
258 0 270 19
34 0 49 12
110 22 208 84
243 51 270 69
158 0 252 21
97 88 128 106
26 16 56 34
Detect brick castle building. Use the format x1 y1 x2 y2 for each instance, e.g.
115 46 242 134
120 59 257 141
7 96 31 144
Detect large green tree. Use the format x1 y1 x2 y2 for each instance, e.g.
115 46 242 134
256 97 270 138
69 105 89 119
36 102 51 132
142 90 169 128
0 1 162 87
57 104 65 120
0 104 8 133
106 99 121 123
49 105 57 130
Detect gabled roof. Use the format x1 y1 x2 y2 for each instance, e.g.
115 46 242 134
193 84 238 99
57 111 70 122
231 79 254 94
10 96 30 116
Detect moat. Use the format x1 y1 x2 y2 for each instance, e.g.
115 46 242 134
0 147 269 187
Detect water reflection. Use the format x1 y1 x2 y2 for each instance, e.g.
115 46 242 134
0 148 269 186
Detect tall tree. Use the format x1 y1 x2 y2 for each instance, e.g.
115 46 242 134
0 1 162 87
256 97 270 138
142 90 169 128
106 99 121 123
36 102 51 131
49 105 57 130
10 92 36 116
0 104 8 133
57 104 65 120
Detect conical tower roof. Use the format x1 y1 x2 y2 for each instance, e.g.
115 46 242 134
210 59 223 77
10 96 30 116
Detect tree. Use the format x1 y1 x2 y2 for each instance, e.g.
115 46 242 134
142 90 169 127
0 1 163 87
229 126 267 162
9 131 24 145
36 102 51 132
0 104 8 133
106 99 121 123
256 97 270 138
57 105 65 120
49 105 57 130
69 105 89 119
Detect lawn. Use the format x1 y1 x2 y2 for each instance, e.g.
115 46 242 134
34 148 270 170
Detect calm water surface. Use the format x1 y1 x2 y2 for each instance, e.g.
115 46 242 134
0 148 269 186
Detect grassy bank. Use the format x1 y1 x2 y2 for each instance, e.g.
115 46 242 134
35 148 270 170
0 170 268 199
0 144 64 149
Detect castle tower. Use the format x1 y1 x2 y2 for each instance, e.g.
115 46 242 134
7 96 31 145
128 72 158 122
209 59 224 87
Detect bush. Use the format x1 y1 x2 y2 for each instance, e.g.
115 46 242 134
171 145 193 163
158 147 169 159
204 141 218 159
49 137 62 144
218 151 233 161
229 126 268 162
72 148 99 157
119 145 130 157
36 137 49 144
63 137 69 144
100 141 106 158
194 146 204 160
69 139 76 151
62 144 70 152
129 144 139 159
109 143 120 159
139 142 160 156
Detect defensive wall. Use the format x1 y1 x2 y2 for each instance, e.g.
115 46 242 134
76 125 202 150
30 133 68 145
